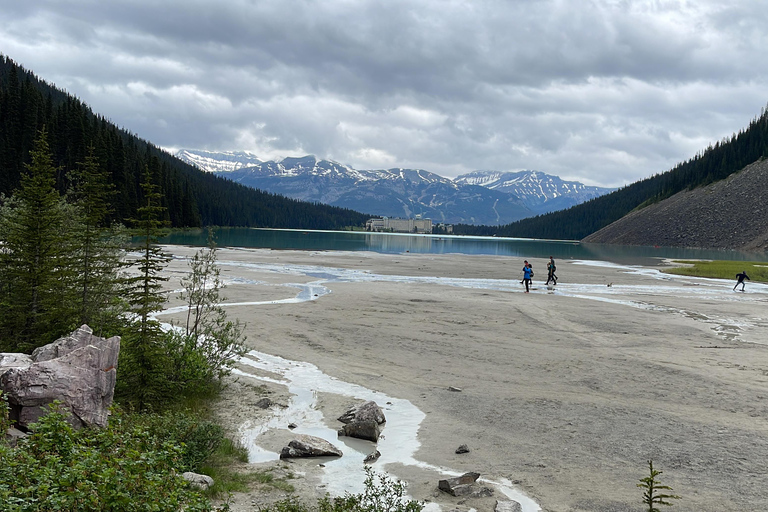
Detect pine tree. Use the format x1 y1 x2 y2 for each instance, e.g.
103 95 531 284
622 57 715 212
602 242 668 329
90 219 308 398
67 145 127 333
117 166 171 410
0 128 77 352
638 460 681 512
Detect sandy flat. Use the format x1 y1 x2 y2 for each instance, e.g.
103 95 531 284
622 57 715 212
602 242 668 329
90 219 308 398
160 246 768 512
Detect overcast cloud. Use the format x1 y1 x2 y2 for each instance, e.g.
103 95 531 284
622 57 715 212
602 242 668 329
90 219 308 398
1 0 767 187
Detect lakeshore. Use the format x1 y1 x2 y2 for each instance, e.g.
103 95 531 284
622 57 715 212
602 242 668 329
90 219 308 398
161 246 768 512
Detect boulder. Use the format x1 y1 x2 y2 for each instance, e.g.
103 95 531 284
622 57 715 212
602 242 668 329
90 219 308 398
255 397 273 409
363 450 381 464
438 472 481 496
5 426 27 447
338 400 386 425
280 434 343 459
0 325 120 430
495 500 523 512
338 419 381 442
455 444 470 454
183 472 214 491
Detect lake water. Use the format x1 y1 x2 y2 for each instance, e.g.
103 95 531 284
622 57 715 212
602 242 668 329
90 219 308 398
159 228 766 265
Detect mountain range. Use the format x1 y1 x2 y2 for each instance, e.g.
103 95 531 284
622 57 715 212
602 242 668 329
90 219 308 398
176 150 614 225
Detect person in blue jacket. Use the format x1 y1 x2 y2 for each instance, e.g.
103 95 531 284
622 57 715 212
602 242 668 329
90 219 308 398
734 271 750 291
522 260 533 293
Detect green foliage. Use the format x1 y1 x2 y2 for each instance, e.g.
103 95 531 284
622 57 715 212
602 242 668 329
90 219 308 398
175 230 248 385
0 55 368 231
261 468 423 512
638 460 681 512
456 103 768 240
66 145 128 331
0 392 11 438
122 409 223 473
117 166 173 410
664 260 768 282
0 128 79 352
0 404 228 512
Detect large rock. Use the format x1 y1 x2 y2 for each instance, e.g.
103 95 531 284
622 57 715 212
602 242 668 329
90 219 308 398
438 472 481 496
338 419 381 442
279 434 343 459
183 472 215 491
495 499 523 512
0 325 120 430
338 400 386 425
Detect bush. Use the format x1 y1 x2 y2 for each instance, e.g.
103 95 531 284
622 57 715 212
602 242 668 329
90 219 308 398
262 467 423 512
124 409 224 472
0 404 227 512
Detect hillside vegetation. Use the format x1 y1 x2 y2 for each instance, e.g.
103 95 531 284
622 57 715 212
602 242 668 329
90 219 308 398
455 105 768 241
0 55 368 230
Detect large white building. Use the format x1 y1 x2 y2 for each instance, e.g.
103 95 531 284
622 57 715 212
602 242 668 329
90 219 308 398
366 217 433 234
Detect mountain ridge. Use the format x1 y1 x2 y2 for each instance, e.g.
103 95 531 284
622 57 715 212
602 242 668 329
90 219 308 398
177 150 613 224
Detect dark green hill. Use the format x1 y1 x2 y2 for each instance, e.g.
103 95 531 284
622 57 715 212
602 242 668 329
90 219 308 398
454 105 768 240
0 55 368 230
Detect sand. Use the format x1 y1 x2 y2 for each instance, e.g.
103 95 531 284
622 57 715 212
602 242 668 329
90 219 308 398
159 246 768 512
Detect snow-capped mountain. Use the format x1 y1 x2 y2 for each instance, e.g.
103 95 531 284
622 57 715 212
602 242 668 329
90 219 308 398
175 150 612 224
176 149 263 174
176 150 530 225
454 170 615 215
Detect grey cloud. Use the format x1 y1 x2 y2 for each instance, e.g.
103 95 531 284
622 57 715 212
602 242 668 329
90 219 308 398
0 0 766 188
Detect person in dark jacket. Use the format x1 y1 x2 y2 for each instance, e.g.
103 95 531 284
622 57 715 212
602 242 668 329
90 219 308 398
734 271 750 291
546 256 557 285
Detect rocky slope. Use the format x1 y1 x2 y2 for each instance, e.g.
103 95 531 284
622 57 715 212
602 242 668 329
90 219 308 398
582 158 768 251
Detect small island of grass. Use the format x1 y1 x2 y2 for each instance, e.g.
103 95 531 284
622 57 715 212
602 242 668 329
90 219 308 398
664 260 768 282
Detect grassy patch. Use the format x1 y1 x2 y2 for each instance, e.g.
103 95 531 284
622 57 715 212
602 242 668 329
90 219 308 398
664 260 768 282
201 437 296 497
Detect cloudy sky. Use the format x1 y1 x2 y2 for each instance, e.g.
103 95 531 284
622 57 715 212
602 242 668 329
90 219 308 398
1 1 766 187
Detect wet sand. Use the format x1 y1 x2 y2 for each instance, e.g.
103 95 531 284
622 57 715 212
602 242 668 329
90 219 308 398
160 246 768 512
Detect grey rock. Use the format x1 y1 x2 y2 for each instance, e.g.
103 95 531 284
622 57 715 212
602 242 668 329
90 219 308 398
5 426 27 447
288 422 298 429
495 499 523 512
338 400 386 424
255 398 273 409
455 444 470 454
338 419 381 442
438 472 481 496
280 434 343 459
364 450 381 463
448 386 462 392
183 472 214 491
0 325 120 430
472 487 494 498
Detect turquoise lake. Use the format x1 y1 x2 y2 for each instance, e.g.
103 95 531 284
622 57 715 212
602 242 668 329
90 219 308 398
159 228 766 265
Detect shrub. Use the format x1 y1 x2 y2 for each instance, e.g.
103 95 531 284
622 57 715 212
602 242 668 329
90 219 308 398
0 404 227 512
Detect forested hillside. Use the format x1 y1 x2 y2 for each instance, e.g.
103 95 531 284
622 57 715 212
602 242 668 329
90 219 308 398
0 55 368 229
454 106 768 240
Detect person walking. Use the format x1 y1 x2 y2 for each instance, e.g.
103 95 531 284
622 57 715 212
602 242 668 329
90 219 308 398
734 270 750 291
522 260 533 293
546 256 557 285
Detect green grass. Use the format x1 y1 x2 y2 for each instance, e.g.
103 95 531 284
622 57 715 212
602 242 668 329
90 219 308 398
201 437 296 496
664 260 768 282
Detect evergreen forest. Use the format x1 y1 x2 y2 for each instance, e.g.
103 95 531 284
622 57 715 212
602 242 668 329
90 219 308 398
0 55 369 230
455 105 768 240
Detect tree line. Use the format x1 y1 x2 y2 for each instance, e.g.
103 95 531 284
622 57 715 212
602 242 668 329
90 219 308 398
454 105 768 240
0 54 369 231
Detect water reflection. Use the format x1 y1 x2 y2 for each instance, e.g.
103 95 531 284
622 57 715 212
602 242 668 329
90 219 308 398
158 227 766 264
